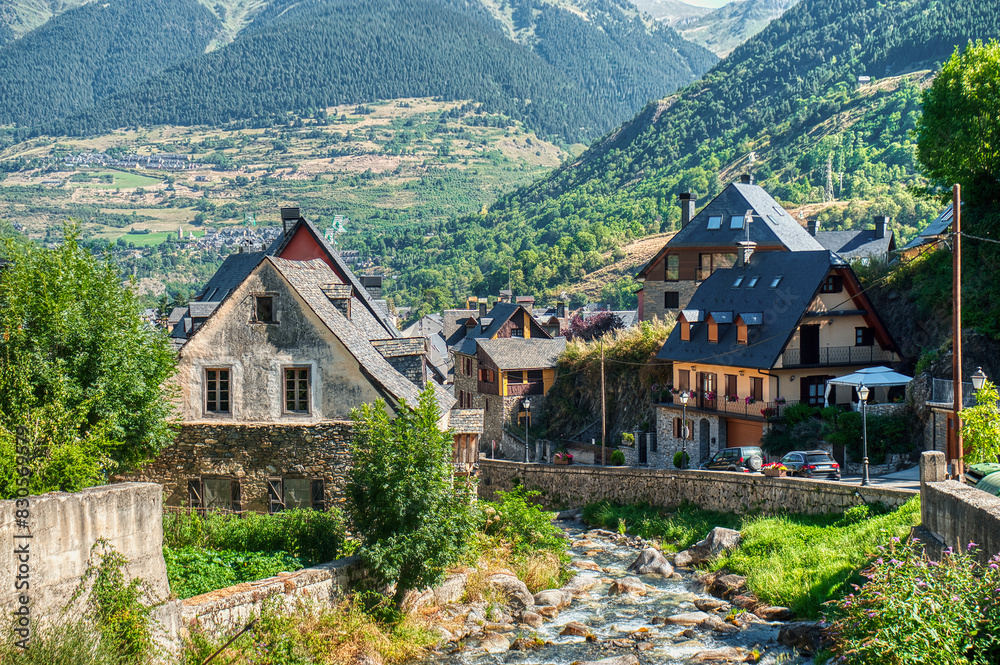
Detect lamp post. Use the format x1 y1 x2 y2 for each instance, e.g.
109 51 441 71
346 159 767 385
679 390 690 469
523 398 531 463
972 367 987 393
859 384 870 486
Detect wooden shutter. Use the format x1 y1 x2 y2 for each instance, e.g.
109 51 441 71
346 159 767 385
311 479 326 511
188 479 204 510
230 480 242 513
267 478 284 514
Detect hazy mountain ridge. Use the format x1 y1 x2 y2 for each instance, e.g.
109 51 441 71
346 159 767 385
678 0 799 55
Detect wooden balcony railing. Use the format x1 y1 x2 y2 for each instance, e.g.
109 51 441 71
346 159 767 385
781 346 898 367
507 381 544 397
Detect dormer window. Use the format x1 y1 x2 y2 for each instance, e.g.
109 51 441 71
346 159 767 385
679 314 691 341
747 276 759 288
737 321 748 345
707 316 718 344
770 276 783 288
707 216 722 230
253 294 276 323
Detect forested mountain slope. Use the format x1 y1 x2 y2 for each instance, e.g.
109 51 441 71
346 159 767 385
0 0 90 45
0 0 220 125
678 0 799 56
357 0 1000 307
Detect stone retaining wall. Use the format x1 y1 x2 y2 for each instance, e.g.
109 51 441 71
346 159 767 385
181 556 366 635
919 451 1000 562
478 460 915 514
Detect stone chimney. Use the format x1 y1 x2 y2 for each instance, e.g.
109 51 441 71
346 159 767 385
478 302 487 318
735 241 757 268
557 301 566 319
740 173 754 185
281 207 300 235
807 219 819 236
679 192 696 228
874 215 889 240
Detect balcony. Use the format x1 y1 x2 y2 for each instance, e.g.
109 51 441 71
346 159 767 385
781 346 898 368
507 381 544 397
655 392 799 420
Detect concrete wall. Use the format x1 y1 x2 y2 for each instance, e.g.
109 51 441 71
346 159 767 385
118 422 352 511
478 459 915 514
0 483 170 618
181 556 365 635
919 451 1000 561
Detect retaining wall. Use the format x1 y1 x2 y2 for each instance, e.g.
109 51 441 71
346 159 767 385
919 451 1000 562
478 460 915 514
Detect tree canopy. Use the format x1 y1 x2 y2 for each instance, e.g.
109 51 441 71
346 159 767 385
0 226 177 497
917 40 1000 202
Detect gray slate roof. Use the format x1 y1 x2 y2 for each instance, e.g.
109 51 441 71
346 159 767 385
449 409 484 434
478 338 567 370
657 250 845 369
902 204 954 251
198 251 265 302
453 302 529 355
815 230 894 260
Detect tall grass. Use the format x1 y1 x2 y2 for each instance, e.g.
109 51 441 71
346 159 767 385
582 500 743 552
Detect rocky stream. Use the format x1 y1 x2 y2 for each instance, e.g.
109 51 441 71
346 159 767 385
418 517 823 665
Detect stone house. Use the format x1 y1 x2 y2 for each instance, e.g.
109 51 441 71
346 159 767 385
810 215 896 265
646 247 900 469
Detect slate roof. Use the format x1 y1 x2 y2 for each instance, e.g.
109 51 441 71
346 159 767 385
815 229 894 260
269 257 454 415
449 409 484 434
638 182 824 277
453 302 530 355
902 204 954 251
198 251 265 302
658 250 846 369
477 338 566 370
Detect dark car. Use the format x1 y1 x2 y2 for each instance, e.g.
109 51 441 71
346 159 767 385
702 446 766 472
780 450 841 480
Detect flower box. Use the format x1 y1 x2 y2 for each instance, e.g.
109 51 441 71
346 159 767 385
763 467 787 478
555 458 572 466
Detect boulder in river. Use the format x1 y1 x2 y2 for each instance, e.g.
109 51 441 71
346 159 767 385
663 611 711 626
674 527 741 567
755 605 794 621
519 610 544 628
480 632 510 653
572 655 640 665
626 547 674 576
487 573 534 609
778 621 827 655
607 576 648 597
692 646 743 661
700 572 747 599
534 588 571 607
560 621 594 638
694 598 729 613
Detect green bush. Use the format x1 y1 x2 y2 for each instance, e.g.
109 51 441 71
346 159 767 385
610 449 626 465
480 486 567 557
673 450 690 469
827 541 1000 663
826 411 913 465
782 403 819 427
163 546 304 599
162 507 348 565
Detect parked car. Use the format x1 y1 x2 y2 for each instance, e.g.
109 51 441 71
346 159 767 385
779 450 841 480
701 446 766 472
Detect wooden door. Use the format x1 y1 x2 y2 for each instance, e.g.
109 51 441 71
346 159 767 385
800 325 820 365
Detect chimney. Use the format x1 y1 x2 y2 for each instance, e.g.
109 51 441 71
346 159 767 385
874 215 888 240
740 173 753 185
280 207 300 235
735 241 757 268
479 302 487 318
807 219 819 236
679 192 696 228
557 301 566 319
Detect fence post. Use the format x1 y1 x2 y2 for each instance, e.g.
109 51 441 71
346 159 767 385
920 451 946 527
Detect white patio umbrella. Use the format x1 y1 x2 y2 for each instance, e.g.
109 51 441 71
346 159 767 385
824 366 913 407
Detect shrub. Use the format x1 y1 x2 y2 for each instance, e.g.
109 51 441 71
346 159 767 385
164 547 305 599
673 450 690 469
480 486 566 556
610 449 626 465
827 411 913 465
827 540 1000 664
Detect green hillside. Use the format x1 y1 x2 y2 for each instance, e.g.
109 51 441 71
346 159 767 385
0 0 220 125
355 0 1000 308
678 0 799 56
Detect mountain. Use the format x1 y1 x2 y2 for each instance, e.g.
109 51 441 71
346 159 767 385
352 0 1000 306
0 0 90 45
0 0 715 144
678 0 799 56
629 0 710 26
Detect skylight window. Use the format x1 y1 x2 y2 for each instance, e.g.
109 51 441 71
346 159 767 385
770 275 783 288
733 276 744 287
707 215 723 230
747 276 759 288
730 215 744 229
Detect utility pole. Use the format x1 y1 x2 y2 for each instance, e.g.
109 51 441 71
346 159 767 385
952 184 963 479
600 338 606 466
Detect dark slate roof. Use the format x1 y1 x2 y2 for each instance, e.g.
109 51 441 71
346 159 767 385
902 204 953 250
815 229 894 260
449 408 484 434
188 301 220 318
198 252 265 302
637 182 824 277
657 250 846 369
269 257 455 415
477 338 566 370
453 302 526 355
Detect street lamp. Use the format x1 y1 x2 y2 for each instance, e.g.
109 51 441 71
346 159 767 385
679 390 690 469
523 398 531 463
859 384 870 486
972 367 988 392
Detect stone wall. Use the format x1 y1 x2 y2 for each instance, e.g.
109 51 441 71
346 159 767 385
919 451 1000 562
118 422 352 512
0 483 174 625
478 460 915 514
642 279 698 323
654 404 726 469
181 556 366 635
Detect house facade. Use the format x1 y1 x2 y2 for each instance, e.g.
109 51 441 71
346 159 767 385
650 248 900 469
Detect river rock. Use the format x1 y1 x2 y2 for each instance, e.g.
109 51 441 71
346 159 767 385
693 646 743 661
574 560 602 571
673 550 696 567
480 632 510 654
519 610 544 628
755 605 794 621
572 655 640 665
675 527 741 567
699 616 740 634
608 576 648 597
537 605 559 620
487 574 534 609
663 611 711 626
778 621 827 655
694 598 729 613
534 589 571 607
433 573 468 605
705 573 747 599
511 637 542 651
560 621 594 638
730 594 759 610
627 547 674 576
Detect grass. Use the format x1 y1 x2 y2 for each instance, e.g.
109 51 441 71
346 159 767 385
77 171 161 189
583 498 922 619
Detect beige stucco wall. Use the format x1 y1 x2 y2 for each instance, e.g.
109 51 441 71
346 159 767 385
176 263 385 424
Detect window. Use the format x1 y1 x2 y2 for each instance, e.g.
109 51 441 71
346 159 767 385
708 318 718 344
677 369 690 392
725 374 737 398
267 478 325 513
508 371 524 384
679 319 690 341
527 370 544 382
284 367 310 413
730 215 744 229
511 327 524 338
479 368 495 383
733 276 744 287
747 276 759 288
465 357 473 375
254 295 276 323
821 275 843 293
205 368 230 414
188 478 241 512
751 376 763 401
664 291 680 309
737 321 748 345
673 417 694 440
666 254 679 281
856 327 875 347
770 275 783 288
707 216 723 230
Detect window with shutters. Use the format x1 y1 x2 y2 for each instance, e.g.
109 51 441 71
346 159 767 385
672 417 693 440
665 254 679 281
190 477 241 512
267 478 326 513
204 368 230 414
664 291 679 309
677 369 690 392
751 376 763 401
725 374 737 399
284 367 310 414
